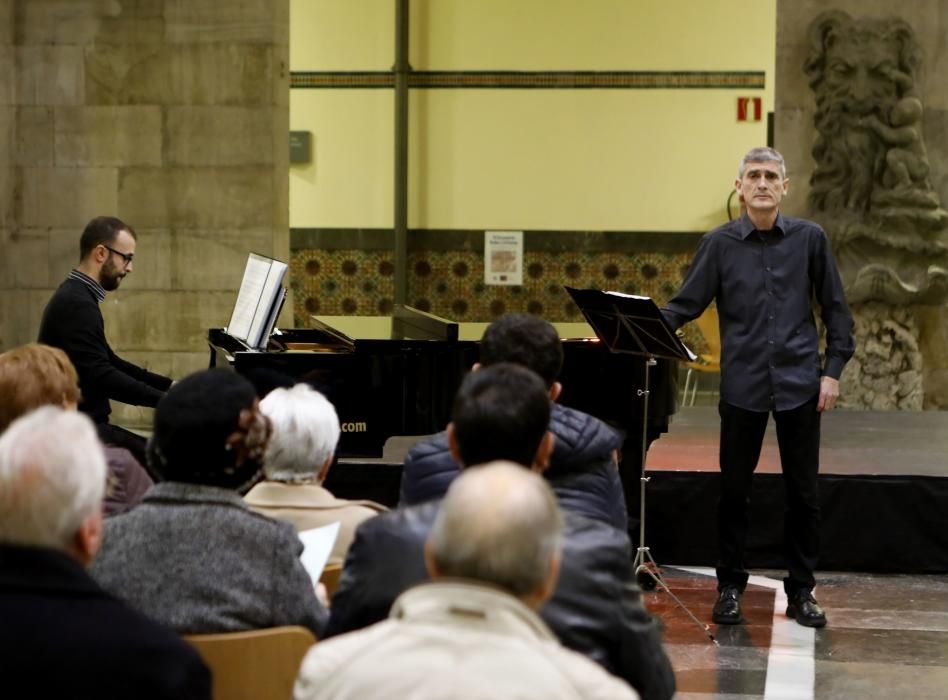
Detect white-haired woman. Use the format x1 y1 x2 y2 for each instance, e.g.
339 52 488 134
244 383 386 565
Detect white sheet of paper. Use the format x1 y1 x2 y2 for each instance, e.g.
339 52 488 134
298 521 341 584
227 254 272 342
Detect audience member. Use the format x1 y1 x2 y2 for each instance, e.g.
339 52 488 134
91 369 327 636
400 312 627 530
295 462 638 700
244 383 386 565
0 407 210 699
0 342 152 516
328 363 675 700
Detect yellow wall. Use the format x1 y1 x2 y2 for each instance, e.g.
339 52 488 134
290 1 776 231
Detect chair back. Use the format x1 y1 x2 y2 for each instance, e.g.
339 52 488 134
319 562 343 600
184 625 316 700
694 306 721 361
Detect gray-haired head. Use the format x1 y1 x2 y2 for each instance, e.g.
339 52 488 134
737 147 787 180
0 407 106 551
259 383 341 483
426 460 564 602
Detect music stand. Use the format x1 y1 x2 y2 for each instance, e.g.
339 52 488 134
566 287 715 644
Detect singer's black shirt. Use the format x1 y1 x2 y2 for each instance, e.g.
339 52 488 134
662 213 855 412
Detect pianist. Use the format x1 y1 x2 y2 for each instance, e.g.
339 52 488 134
38 216 172 464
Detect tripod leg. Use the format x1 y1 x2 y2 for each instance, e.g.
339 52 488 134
636 549 717 644
636 356 715 643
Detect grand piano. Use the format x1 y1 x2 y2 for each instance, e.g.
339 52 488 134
208 305 678 519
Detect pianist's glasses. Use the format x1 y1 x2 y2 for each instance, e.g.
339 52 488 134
103 245 134 266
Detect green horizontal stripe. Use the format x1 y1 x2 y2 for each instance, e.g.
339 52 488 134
290 70 765 90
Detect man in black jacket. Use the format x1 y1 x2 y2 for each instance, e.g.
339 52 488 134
38 216 172 461
329 363 676 700
400 312 628 531
0 406 210 699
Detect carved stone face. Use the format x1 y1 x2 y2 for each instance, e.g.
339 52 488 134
821 30 902 118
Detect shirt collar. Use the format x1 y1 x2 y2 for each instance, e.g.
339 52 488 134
738 211 786 239
243 481 338 508
390 580 556 641
69 269 106 303
142 481 248 509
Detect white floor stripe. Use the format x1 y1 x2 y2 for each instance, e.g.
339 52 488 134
676 567 815 700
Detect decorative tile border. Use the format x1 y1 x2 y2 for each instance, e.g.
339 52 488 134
290 70 765 90
291 228 701 254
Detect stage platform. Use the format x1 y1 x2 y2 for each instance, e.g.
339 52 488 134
325 407 948 574
642 407 948 574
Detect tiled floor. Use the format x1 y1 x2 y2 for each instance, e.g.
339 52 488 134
648 567 948 699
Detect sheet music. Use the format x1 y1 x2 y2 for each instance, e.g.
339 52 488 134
605 290 651 301
227 254 272 342
259 287 287 347
247 259 288 348
298 521 341 584
565 286 697 361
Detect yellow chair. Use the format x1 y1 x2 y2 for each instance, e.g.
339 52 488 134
319 562 343 601
682 306 721 406
184 626 316 700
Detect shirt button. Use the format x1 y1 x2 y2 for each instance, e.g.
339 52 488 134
768 340 774 344
766 267 772 272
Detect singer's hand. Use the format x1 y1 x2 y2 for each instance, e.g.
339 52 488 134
817 376 839 412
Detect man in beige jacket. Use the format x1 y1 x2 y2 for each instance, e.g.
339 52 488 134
244 384 386 565
293 461 638 700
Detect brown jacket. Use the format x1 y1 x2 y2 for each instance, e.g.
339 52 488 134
244 482 386 565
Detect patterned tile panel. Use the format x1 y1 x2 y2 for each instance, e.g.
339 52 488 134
291 247 708 354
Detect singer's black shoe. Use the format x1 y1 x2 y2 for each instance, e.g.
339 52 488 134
711 585 743 625
786 589 827 628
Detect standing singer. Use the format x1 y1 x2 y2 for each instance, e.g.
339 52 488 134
661 147 855 628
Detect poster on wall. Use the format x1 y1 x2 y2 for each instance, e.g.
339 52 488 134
484 231 523 286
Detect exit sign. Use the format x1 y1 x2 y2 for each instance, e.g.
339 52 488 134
737 97 762 122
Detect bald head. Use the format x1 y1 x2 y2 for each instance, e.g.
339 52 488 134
426 461 564 605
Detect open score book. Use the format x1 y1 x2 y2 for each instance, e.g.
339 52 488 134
226 253 288 350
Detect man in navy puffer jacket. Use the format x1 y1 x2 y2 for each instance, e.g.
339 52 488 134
400 313 628 531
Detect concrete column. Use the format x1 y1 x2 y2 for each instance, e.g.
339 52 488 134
0 0 290 427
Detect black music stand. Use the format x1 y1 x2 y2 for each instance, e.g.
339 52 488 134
566 287 715 643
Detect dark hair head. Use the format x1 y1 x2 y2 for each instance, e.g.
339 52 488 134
452 363 550 468
147 369 268 490
79 216 136 261
480 313 563 387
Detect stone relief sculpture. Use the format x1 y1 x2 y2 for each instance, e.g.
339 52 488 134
804 10 948 307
